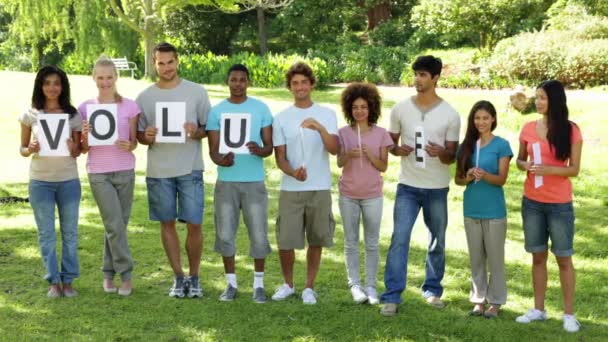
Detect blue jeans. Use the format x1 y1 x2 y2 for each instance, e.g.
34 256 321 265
381 184 448 304
29 178 81 284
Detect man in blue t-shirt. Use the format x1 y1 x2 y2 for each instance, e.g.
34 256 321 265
207 64 273 303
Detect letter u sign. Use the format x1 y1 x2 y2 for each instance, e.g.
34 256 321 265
219 113 251 154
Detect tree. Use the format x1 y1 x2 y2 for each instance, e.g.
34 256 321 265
2 0 139 72
108 0 239 78
411 0 554 51
221 0 294 55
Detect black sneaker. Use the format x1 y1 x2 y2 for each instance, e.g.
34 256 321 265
169 277 186 298
187 276 203 298
219 284 238 301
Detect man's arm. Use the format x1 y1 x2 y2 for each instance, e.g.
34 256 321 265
274 145 306 181
247 125 273 158
301 118 338 155
207 130 234 166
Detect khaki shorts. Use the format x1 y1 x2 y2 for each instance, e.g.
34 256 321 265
276 190 335 249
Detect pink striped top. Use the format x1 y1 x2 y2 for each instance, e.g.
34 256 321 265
78 98 140 174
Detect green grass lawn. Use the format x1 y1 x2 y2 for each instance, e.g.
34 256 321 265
1 71 606 341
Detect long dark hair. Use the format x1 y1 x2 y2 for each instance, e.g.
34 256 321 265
457 100 497 178
538 80 572 160
31 65 77 117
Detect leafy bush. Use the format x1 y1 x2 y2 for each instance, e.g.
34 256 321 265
179 52 330 88
489 31 608 88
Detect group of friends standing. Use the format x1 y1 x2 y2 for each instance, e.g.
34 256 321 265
18 42 582 333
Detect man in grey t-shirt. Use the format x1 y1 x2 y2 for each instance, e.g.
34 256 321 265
136 42 210 298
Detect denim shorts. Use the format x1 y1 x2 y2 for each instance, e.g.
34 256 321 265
521 196 575 257
146 171 204 224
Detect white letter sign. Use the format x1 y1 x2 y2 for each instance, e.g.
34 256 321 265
37 114 70 156
219 113 251 154
155 102 186 143
86 104 118 146
414 126 426 168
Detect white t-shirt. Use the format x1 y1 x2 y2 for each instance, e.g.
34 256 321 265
389 97 461 189
272 103 338 191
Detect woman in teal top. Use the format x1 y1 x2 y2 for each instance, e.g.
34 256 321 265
455 100 512 318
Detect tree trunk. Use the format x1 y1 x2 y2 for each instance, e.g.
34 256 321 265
143 18 156 79
256 7 268 55
366 1 391 30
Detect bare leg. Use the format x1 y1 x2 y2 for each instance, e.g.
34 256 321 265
305 246 322 289
532 251 548 311
254 258 265 272
161 221 183 276
223 255 235 274
279 249 295 287
185 223 202 277
556 255 575 314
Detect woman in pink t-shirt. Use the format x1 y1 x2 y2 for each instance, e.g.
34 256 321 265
337 83 393 305
514 80 583 332
79 56 140 296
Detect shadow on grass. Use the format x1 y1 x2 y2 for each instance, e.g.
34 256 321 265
1 174 606 340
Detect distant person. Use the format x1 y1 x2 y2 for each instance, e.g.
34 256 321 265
136 42 211 298
455 101 512 318
514 80 582 333
207 64 273 303
380 55 461 316
18 65 82 298
271 62 338 304
79 56 140 296
337 83 392 305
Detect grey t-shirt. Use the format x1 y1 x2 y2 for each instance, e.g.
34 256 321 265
136 79 210 178
18 108 82 182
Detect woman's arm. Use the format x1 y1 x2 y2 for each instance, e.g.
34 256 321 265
19 123 39 157
479 156 512 186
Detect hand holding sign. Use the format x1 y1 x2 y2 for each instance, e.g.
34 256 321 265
144 126 158 143
292 166 307 182
425 141 444 157
392 144 413 157
37 114 70 157
184 122 198 138
27 140 41 154
246 141 264 156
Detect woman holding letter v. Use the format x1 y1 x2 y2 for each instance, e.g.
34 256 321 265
515 80 583 333
79 56 140 296
18 65 82 298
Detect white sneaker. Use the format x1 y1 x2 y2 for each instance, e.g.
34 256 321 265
366 287 379 305
271 284 295 301
515 308 547 323
302 288 317 304
563 314 581 333
350 285 368 304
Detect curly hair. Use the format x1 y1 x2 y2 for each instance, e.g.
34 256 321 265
285 62 316 88
340 82 382 125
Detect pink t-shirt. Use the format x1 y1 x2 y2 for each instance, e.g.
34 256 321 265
519 121 582 203
78 98 141 174
338 125 393 199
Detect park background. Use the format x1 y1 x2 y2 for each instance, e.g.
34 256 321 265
0 0 607 340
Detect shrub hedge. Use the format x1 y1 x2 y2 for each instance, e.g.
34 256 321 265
489 31 608 88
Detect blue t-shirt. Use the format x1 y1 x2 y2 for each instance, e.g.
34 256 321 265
207 97 273 182
272 103 338 191
463 136 513 219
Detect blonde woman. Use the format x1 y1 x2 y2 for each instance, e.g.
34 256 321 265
79 56 140 296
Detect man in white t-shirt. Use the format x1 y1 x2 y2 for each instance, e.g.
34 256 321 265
380 55 461 316
271 62 338 304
